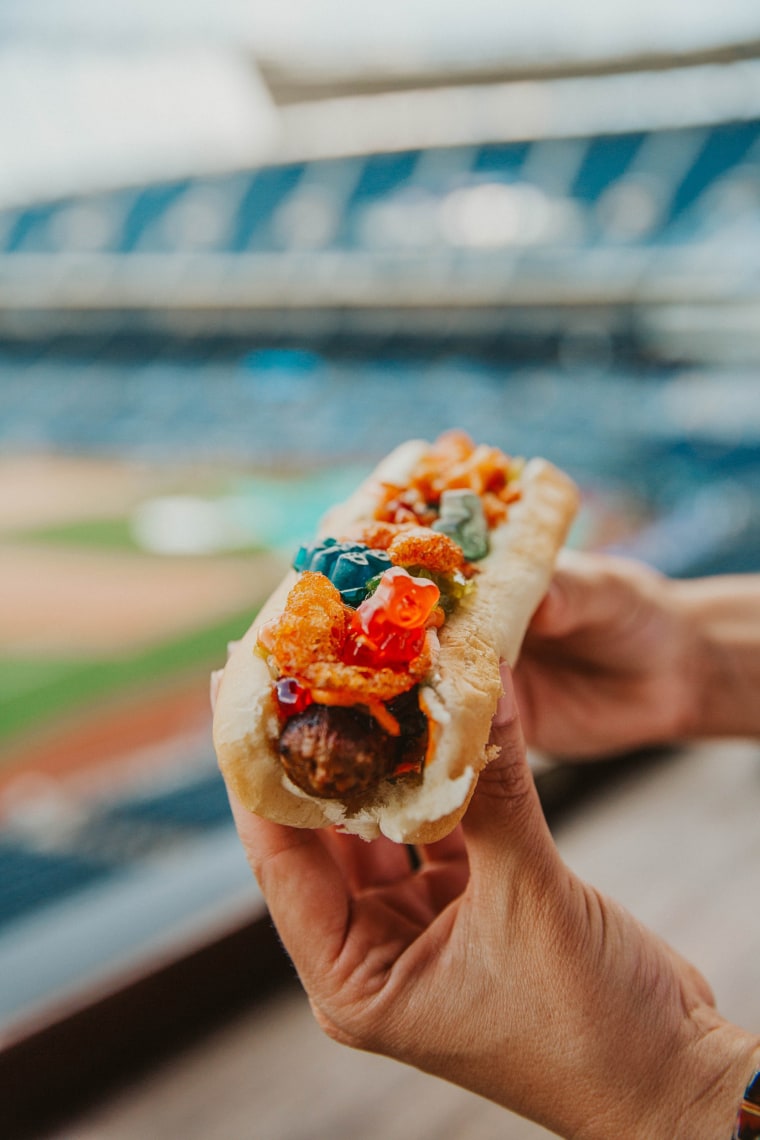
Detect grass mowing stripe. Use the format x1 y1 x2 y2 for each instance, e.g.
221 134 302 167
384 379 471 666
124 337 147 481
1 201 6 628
13 516 142 552
0 659 80 703
0 608 257 753
10 516 264 555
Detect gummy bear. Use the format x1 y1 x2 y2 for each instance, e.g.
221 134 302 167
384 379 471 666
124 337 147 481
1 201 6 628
432 488 489 560
275 676 313 717
293 538 391 605
343 567 440 669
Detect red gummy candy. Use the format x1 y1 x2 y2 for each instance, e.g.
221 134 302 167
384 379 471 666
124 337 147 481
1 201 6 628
344 567 439 669
275 676 313 717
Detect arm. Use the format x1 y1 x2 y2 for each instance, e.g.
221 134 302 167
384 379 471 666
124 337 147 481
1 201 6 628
676 574 760 739
226 676 760 1140
513 551 760 759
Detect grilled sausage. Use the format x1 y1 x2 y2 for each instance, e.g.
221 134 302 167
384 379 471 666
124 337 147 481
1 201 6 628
279 689 428 800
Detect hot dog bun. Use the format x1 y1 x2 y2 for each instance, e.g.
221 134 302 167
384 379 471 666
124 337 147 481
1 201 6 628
212 440 579 843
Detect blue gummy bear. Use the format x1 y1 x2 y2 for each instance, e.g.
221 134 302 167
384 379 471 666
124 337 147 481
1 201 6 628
293 539 391 603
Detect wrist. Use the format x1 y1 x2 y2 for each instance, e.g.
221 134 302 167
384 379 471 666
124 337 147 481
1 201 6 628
668 576 760 740
681 620 738 740
640 1017 759 1140
648 574 717 743
674 1027 760 1140
587 1018 760 1140
733 1066 760 1139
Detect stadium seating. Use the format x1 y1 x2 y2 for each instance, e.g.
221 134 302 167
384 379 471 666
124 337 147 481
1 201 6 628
1 121 759 256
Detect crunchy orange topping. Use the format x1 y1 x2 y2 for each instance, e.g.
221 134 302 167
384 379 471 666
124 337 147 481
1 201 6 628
300 653 428 704
375 430 520 528
262 571 346 676
426 606 445 630
260 570 429 705
482 486 523 527
375 484 438 527
353 519 413 550
387 526 464 574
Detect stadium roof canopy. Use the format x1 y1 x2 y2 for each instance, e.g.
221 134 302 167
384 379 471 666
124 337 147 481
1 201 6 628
2 0 760 206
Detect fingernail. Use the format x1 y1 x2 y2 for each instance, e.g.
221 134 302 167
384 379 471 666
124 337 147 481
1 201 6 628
493 662 516 726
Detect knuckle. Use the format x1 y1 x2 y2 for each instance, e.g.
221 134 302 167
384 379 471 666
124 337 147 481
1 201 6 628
311 1004 356 1047
477 749 533 809
310 998 386 1054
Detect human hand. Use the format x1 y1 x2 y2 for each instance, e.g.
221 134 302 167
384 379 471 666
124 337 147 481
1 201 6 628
226 671 759 1139
513 550 704 760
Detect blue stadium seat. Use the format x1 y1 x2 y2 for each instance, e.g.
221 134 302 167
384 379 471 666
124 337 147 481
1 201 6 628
103 773 233 832
4 121 759 255
472 141 531 177
118 180 191 252
347 150 421 204
0 842 113 931
339 150 420 245
228 163 306 251
571 131 646 202
5 203 60 253
666 119 760 225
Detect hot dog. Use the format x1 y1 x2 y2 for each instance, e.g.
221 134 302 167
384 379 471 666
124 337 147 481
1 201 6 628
212 431 579 843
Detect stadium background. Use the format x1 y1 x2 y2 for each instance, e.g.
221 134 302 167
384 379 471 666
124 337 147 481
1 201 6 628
1 5 760 1134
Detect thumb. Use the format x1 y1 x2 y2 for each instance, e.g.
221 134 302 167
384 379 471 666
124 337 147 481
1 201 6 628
528 557 594 640
464 665 559 882
528 549 638 641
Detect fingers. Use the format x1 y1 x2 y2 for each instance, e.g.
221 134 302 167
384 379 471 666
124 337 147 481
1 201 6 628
321 828 416 892
464 667 559 889
228 793 454 981
528 551 602 638
528 549 637 640
415 827 467 867
228 793 350 978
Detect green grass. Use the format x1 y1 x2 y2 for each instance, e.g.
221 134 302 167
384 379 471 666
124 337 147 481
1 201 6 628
0 607 258 757
9 514 264 555
13 516 144 552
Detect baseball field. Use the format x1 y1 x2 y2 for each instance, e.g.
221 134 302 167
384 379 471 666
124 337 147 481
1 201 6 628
0 452 289 815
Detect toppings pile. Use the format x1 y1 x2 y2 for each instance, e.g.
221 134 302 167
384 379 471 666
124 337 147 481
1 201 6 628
256 431 522 800
373 428 523 530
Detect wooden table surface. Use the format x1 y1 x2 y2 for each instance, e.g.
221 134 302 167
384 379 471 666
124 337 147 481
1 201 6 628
62 740 760 1140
